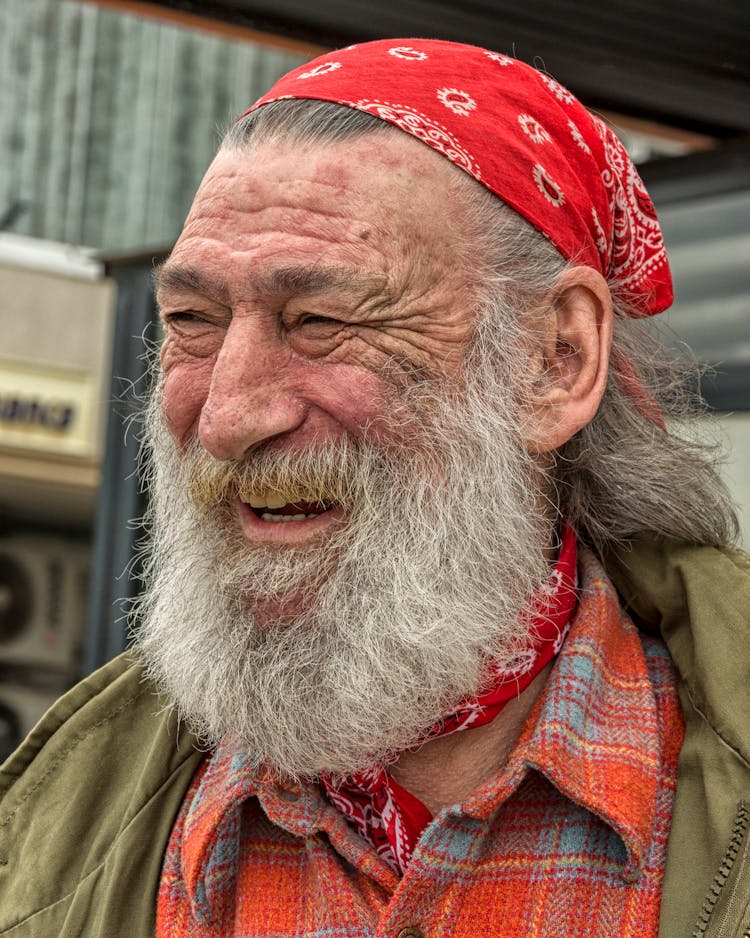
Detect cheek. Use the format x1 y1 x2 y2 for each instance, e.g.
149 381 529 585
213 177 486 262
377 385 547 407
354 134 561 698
160 362 214 446
314 364 405 440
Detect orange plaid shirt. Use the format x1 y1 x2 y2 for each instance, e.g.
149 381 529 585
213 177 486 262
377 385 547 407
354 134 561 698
157 547 685 937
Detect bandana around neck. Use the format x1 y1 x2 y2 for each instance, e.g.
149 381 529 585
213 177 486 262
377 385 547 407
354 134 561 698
321 523 578 874
243 38 673 317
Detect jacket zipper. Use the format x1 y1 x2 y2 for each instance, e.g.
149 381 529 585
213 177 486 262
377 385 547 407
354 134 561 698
691 801 749 938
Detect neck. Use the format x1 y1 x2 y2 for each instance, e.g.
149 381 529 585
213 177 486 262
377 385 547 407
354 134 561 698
389 663 551 815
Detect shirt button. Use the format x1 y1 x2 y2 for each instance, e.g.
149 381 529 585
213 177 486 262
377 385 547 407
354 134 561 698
397 929 425 938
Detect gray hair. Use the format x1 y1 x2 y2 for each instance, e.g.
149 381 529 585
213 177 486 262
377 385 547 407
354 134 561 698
223 100 739 552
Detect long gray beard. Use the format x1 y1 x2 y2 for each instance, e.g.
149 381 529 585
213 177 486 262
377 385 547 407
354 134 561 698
132 345 552 780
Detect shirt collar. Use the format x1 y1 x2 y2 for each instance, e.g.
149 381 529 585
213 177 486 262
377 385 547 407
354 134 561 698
459 545 662 880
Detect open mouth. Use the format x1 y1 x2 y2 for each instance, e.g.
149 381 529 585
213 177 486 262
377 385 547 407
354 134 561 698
244 494 334 523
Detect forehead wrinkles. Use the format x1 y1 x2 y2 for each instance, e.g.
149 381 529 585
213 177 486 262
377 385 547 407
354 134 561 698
205 139 469 232
177 179 397 280
196 145 370 216
167 138 482 345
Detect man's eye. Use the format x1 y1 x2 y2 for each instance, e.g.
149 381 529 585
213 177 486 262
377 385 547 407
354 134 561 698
300 314 341 327
164 311 206 326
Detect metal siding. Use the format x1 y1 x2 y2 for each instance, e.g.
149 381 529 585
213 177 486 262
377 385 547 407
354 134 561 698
0 0 306 250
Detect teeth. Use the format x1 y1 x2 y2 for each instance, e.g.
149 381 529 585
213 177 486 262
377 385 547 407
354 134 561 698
245 493 289 509
260 512 321 523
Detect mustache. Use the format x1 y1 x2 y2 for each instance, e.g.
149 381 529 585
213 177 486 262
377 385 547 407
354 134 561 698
182 437 387 510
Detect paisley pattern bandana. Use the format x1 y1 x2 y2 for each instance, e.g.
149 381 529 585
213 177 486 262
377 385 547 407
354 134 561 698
242 38 673 317
321 523 578 874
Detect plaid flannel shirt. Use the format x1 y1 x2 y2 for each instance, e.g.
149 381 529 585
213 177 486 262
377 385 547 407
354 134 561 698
157 547 684 937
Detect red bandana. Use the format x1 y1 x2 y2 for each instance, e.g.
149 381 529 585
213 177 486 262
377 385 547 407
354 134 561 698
243 38 673 317
321 524 578 874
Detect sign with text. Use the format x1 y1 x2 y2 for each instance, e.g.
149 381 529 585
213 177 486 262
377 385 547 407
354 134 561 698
0 362 99 461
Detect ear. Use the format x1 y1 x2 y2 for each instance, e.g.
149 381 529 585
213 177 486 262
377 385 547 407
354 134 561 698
521 266 613 455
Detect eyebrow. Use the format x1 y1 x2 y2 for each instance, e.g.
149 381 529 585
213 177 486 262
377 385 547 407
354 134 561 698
153 263 227 301
262 265 388 298
153 262 389 303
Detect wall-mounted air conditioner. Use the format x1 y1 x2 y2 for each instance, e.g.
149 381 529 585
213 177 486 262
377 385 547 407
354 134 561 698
0 533 90 674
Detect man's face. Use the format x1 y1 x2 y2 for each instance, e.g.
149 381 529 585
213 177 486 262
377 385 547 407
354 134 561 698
138 130 551 778
156 131 480 554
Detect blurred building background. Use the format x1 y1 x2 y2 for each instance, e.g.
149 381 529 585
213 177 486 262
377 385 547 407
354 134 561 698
0 0 306 250
0 0 748 756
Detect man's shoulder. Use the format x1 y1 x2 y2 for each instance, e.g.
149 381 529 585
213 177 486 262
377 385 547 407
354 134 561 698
605 537 750 609
0 653 203 936
603 537 750 649
1 652 146 791
606 538 750 752
605 540 750 938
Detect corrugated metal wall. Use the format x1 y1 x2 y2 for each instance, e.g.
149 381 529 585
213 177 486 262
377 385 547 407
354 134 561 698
0 0 305 250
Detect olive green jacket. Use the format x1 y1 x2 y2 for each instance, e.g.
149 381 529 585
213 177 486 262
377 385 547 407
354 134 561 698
0 540 748 937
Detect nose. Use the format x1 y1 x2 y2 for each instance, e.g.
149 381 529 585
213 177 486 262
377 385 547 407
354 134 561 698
198 316 307 460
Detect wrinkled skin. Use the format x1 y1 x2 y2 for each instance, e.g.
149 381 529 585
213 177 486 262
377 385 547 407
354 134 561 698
157 134 481 492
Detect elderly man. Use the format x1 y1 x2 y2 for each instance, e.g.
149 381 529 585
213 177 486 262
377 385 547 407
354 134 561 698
1 38 748 938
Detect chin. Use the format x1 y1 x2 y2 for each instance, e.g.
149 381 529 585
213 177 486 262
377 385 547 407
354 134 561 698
241 589 311 627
